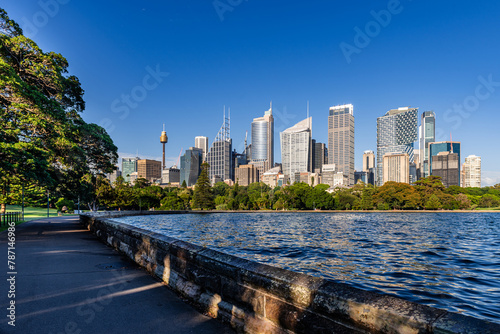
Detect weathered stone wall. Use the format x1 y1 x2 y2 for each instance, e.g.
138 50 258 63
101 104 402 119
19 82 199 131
80 212 500 334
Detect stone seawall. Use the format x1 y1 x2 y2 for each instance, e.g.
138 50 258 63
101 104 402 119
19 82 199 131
80 212 499 334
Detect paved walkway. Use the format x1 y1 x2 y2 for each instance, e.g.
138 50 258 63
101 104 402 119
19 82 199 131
0 216 234 334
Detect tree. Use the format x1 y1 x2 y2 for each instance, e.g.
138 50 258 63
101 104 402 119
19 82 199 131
0 9 117 212
478 194 500 208
335 189 357 210
192 162 214 210
288 182 311 209
425 194 442 210
455 193 472 210
306 184 334 210
213 181 229 197
360 184 375 210
160 191 184 210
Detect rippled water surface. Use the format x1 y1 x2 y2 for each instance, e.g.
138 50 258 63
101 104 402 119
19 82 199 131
113 212 500 324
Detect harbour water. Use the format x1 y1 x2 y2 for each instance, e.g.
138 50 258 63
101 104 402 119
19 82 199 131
113 212 500 324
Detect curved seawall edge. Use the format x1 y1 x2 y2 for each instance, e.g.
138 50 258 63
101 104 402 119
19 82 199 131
80 212 500 334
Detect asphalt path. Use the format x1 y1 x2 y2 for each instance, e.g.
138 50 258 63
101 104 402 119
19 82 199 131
0 216 234 334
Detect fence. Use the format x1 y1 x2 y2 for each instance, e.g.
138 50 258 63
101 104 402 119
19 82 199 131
1 211 24 227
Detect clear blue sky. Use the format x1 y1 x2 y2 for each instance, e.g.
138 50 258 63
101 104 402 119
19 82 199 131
3 1 500 185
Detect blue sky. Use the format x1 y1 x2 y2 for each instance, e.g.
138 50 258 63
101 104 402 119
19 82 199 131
3 1 500 185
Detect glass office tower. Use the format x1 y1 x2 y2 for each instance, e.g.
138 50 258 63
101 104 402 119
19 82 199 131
376 107 418 186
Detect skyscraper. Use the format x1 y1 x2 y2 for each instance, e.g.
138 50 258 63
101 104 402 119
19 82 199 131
362 150 376 185
328 104 355 185
280 117 312 183
122 157 139 182
376 107 418 186
195 136 209 162
180 147 203 187
311 140 327 173
383 153 410 184
362 150 375 172
431 151 460 187
251 103 274 175
235 164 259 186
207 109 233 183
462 155 481 188
137 159 162 182
428 141 461 187
419 111 435 178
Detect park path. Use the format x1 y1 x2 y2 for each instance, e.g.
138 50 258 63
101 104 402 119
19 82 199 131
0 216 234 334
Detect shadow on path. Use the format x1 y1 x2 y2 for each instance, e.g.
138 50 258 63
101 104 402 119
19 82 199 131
0 216 234 334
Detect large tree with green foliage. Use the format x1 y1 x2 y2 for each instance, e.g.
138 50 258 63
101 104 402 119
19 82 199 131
0 8 117 212
192 162 214 210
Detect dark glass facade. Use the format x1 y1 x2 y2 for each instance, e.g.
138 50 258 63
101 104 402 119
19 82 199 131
180 148 203 187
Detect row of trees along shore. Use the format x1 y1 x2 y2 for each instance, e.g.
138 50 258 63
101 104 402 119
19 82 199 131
59 171 500 211
0 9 118 213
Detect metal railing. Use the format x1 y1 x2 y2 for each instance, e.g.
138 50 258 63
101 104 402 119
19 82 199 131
0 212 24 227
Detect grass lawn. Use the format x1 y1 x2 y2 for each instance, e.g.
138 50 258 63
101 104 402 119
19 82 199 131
0 205 77 232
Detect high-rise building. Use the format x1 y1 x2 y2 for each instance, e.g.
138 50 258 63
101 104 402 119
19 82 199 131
419 111 436 178
376 107 418 186
383 153 410 184
328 104 355 185
428 141 461 186
137 159 162 182
195 136 209 162
235 164 259 186
431 152 460 187
161 167 180 185
311 140 327 173
362 150 375 172
107 168 122 185
462 155 481 188
180 147 203 187
122 157 139 182
361 150 376 185
261 166 283 188
251 103 274 175
354 171 368 184
280 117 312 183
321 164 348 188
207 109 233 183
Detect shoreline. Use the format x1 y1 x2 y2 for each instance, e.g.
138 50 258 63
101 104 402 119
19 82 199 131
188 209 500 213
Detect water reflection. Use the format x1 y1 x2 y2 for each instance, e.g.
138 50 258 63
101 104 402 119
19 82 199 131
114 212 500 324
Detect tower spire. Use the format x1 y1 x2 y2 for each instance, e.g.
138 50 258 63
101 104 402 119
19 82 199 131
450 132 453 154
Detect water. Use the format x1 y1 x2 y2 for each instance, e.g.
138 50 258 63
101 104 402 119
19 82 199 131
112 212 500 324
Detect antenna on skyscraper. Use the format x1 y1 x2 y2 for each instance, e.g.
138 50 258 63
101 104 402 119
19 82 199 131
450 132 453 153
307 100 311 131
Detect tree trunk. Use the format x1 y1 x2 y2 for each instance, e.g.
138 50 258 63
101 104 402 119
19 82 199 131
1 183 7 214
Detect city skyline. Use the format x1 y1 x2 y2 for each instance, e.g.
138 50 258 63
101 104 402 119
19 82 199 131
4 2 499 185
